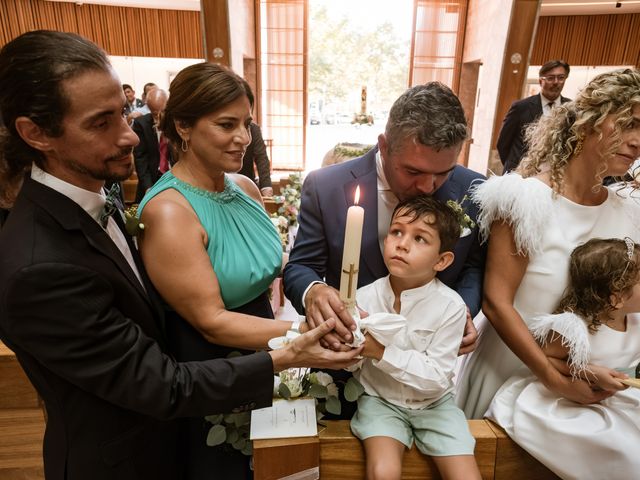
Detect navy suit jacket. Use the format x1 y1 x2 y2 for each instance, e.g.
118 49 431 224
283 147 486 317
497 93 571 172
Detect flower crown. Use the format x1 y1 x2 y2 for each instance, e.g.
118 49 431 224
446 196 476 237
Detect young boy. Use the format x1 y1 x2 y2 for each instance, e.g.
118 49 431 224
351 195 480 480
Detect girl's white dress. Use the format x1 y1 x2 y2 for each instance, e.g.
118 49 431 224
455 174 640 419
486 312 640 480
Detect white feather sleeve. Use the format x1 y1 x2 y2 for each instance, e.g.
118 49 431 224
470 174 552 256
529 312 590 379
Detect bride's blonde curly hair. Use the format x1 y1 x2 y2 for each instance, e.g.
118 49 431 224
518 68 640 195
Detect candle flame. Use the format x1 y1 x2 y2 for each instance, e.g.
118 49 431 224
354 185 360 205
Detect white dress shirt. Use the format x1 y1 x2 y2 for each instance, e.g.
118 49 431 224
540 93 561 117
30 164 144 286
375 149 399 253
354 276 466 409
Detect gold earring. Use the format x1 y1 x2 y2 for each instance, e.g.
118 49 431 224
181 138 189 153
573 134 584 157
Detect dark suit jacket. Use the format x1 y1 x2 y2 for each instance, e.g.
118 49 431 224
0 177 274 480
497 93 571 172
124 98 144 116
283 147 486 317
239 123 272 189
132 114 174 203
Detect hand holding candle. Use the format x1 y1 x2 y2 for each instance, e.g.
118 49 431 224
339 186 364 309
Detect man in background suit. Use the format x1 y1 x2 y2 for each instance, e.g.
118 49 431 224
284 82 485 356
0 30 360 480
239 122 273 196
132 88 171 203
125 81 157 124
122 83 144 116
497 60 571 173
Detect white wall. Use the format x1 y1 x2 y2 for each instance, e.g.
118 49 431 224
228 0 256 76
463 0 515 175
109 55 203 95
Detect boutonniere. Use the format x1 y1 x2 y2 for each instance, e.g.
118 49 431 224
124 205 145 236
446 196 476 237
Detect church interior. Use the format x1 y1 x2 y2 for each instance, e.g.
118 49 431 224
0 1 639 479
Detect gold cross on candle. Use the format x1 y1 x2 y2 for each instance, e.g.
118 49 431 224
342 263 359 301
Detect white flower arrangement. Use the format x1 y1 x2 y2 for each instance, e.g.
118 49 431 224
205 365 364 456
271 173 302 250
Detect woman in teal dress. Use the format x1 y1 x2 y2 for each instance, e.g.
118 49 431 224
137 63 307 479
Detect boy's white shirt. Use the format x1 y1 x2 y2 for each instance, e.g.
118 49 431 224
353 275 466 409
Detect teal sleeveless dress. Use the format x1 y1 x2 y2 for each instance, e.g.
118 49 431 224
139 172 282 480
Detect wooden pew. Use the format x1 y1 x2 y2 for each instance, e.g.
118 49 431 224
253 419 560 480
486 421 560 480
0 342 45 480
0 409 46 480
318 420 495 480
0 342 40 410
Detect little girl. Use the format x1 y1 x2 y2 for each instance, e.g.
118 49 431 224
486 237 640 480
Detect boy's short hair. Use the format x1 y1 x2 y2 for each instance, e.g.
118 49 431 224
391 196 461 253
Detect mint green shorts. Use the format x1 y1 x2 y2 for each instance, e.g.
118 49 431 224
350 393 475 456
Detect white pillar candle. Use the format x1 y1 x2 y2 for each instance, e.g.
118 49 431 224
339 186 364 307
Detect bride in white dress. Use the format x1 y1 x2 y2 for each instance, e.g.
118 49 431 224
487 238 640 480
456 68 640 419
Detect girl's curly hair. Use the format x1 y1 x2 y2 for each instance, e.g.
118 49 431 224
518 68 640 195
555 238 640 333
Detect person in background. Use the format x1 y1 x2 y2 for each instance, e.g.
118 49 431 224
0 30 362 480
122 83 144 116
456 68 640 419
141 82 157 105
497 60 571 173
128 82 157 123
132 88 171 203
239 122 273 196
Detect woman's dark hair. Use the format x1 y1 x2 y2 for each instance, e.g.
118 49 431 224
0 30 110 208
160 62 254 149
391 195 461 253
556 238 640 333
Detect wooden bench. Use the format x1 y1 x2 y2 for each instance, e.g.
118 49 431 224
253 419 560 480
0 342 45 480
0 409 46 480
0 343 40 410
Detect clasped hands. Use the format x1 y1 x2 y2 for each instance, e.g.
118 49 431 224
304 283 479 355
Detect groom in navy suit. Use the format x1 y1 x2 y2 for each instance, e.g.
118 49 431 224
284 82 486 355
